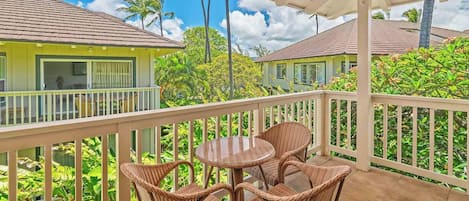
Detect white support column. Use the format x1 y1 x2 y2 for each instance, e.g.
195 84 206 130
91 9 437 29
356 0 372 171
149 51 155 87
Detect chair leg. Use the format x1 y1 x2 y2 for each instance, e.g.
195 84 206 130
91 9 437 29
258 165 269 190
204 166 214 189
334 180 346 201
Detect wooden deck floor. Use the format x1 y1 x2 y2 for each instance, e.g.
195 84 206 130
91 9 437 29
247 156 469 201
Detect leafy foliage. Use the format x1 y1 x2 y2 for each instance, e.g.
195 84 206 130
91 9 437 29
197 54 267 102
183 27 228 66
326 37 469 187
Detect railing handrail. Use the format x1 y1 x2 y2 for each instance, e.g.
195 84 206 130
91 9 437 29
3 90 469 139
0 86 161 96
0 90 324 140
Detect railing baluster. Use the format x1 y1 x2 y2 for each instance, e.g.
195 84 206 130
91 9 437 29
173 123 179 190
397 106 402 163
28 95 32 123
284 104 288 122
35 95 39 123
302 100 306 125
248 111 252 136
228 114 232 136
5 96 9 126
203 118 208 187
290 103 294 121
155 126 161 164
336 100 341 147
101 135 109 201
117 123 132 201
53 93 56 121
76 139 83 201
66 93 70 120
238 112 243 136
309 99 314 143
188 121 194 165
466 111 469 194
383 104 388 159
448 110 453 176
13 95 16 125
8 150 17 201
59 94 63 120
429 109 435 171
347 100 352 150
296 102 300 121
20 95 24 124
412 107 418 167
269 106 274 128
45 144 52 201
215 116 220 183
136 129 142 164
277 105 282 124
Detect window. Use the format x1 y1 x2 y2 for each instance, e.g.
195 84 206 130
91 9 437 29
294 62 325 85
341 61 357 73
0 53 6 92
92 61 133 88
276 64 286 79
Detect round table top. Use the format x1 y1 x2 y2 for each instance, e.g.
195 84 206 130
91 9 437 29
195 136 276 169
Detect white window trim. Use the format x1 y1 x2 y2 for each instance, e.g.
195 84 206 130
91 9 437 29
0 53 6 92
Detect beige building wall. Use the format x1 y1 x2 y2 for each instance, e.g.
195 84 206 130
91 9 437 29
0 41 176 91
262 54 357 91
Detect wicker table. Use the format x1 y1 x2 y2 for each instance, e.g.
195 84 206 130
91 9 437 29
195 136 275 201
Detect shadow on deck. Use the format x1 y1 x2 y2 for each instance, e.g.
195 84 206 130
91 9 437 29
247 156 469 201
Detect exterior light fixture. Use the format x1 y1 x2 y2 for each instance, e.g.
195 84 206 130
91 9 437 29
102 46 107 50
0 42 4 46
130 48 135 51
71 45 77 49
36 43 43 48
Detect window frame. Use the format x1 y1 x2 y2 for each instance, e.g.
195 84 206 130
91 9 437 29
293 62 326 85
275 63 287 79
0 52 6 92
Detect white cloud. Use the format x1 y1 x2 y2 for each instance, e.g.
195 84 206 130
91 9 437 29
221 0 347 56
76 1 84 8
222 0 469 56
87 0 127 19
238 0 276 11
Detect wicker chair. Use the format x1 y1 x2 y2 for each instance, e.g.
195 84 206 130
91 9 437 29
244 122 311 189
236 161 352 201
120 161 233 201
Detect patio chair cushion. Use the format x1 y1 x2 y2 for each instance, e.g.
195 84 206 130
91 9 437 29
244 158 300 185
249 184 296 201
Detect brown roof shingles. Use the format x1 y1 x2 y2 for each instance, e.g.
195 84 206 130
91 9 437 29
0 0 184 49
257 19 468 62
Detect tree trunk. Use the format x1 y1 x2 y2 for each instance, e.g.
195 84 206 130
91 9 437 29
419 0 435 48
141 16 145 30
159 13 164 36
201 0 211 63
207 0 211 62
225 0 234 99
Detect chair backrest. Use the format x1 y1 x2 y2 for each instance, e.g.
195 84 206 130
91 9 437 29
259 122 311 159
120 162 180 201
120 94 138 113
75 95 94 117
281 162 352 201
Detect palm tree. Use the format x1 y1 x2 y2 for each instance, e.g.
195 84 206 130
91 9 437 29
201 0 212 63
225 0 234 99
419 0 435 48
402 8 422 23
150 0 175 37
118 0 153 30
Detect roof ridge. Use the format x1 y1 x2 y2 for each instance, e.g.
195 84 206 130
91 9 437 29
58 0 184 48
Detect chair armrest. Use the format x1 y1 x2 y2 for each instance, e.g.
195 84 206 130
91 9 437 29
278 143 309 172
179 183 233 200
235 182 284 201
173 160 195 184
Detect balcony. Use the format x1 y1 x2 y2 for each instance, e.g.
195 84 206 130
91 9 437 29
0 90 468 200
0 87 160 126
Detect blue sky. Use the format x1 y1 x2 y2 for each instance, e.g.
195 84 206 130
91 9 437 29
65 0 243 34
64 0 469 55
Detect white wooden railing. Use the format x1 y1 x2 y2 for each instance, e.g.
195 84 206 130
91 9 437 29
0 90 468 200
0 87 160 126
